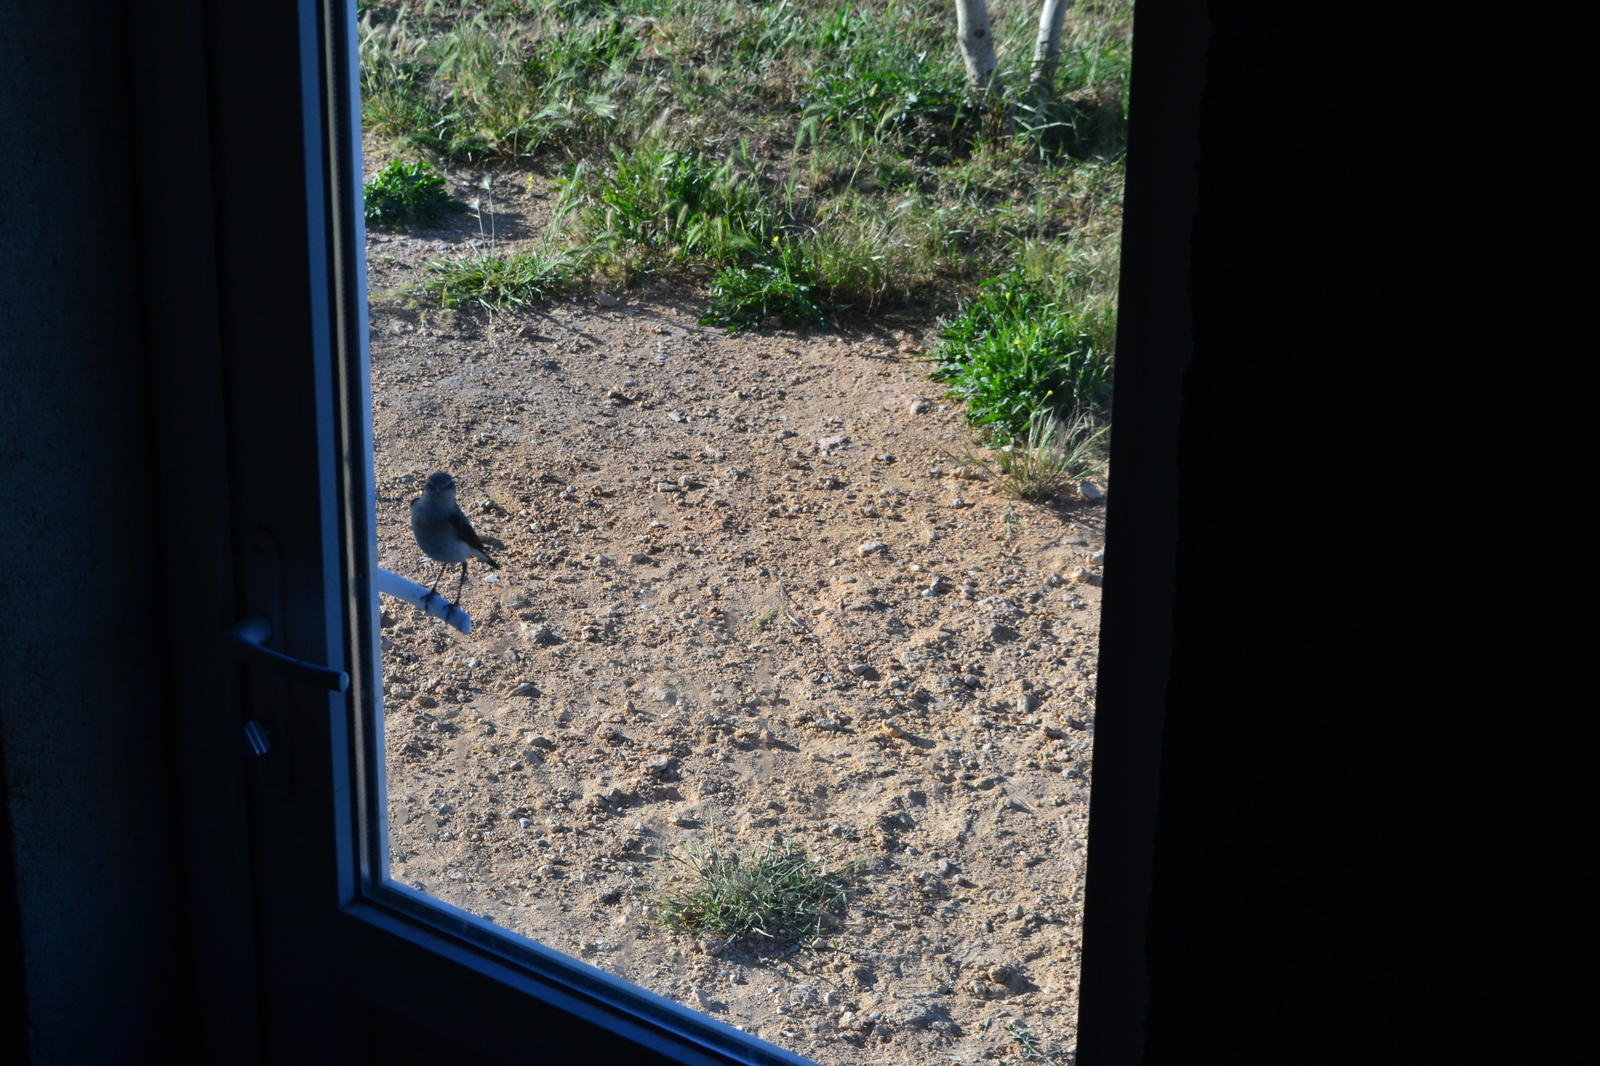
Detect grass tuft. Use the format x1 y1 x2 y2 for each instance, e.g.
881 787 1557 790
958 411 1109 501
699 242 821 333
364 159 463 229
422 248 573 312
657 838 862 951
932 270 1115 440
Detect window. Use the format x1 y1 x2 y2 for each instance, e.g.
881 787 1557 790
202 1 1192 1061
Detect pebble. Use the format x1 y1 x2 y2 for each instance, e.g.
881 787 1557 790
859 541 887 556
848 661 874 677
667 412 685 423
519 817 532 829
1080 481 1103 500
1087 550 1105 564
509 681 538 697
937 858 955 876
949 497 967 509
908 398 932 415
1069 566 1092 584
594 292 620 307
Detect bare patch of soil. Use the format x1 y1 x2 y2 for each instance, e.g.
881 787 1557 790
370 173 1102 1066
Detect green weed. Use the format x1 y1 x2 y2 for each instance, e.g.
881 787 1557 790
423 247 573 312
700 241 820 333
562 146 776 267
364 159 463 228
932 271 1114 440
657 838 862 951
957 411 1110 501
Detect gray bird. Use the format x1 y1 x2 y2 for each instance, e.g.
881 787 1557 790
409 471 500 607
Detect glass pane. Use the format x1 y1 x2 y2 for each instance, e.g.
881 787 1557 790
365 3 1127 1063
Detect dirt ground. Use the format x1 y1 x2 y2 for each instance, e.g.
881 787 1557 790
369 165 1104 1066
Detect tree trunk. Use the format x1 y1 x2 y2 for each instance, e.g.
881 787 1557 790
1029 0 1073 106
954 0 1000 95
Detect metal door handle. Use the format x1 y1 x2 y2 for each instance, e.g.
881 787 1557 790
228 610 350 692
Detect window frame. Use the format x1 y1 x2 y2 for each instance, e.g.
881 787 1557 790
164 0 1204 1060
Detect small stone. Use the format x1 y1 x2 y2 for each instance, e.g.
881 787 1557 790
819 435 849 449
1087 549 1105 565
937 858 955 876
628 552 652 565
1069 566 1092 584
602 786 625 803
594 292 620 307
521 622 558 645
1079 481 1103 501
518 817 532 829
416 695 438 709
963 674 981 688
698 935 727 957
1009 903 1026 920
848 661 875 677
986 965 1011 983
758 728 779 748
859 541 887 556
537 863 559 877
597 886 622 904
908 398 932 415
949 497 967 509
667 412 685 423
510 682 538 697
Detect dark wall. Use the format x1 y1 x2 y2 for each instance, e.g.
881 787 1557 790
0 2 188 1060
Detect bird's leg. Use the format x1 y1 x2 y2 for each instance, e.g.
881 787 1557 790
453 561 469 608
421 561 448 608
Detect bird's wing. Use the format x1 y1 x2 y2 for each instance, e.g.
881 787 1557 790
447 509 501 568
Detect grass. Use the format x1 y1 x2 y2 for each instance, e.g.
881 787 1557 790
364 159 464 228
932 259 1117 441
359 0 1133 453
1004 1020 1076 1065
699 241 821 332
423 247 573 312
958 411 1110 501
656 838 862 952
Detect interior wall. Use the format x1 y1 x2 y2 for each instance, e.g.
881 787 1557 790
0 2 189 1060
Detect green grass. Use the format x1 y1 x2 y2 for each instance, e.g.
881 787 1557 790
360 0 1133 442
657 839 862 951
700 241 821 332
932 267 1116 440
958 411 1110 500
364 159 463 228
422 247 573 312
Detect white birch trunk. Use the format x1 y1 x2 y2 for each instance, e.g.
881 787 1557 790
1029 0 1073 101
954 0 1000 94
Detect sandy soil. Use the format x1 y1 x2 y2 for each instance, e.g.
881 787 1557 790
369 166 1103 1066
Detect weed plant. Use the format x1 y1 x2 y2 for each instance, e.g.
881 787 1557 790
958 411 1110 501
700 242 822 333
423 247 573 312
933 270 1115 440
364 159 462 228
657 839 861 951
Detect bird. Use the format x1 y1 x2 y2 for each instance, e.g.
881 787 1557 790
409 471 500 608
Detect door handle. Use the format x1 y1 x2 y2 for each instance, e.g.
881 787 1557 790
228 610 350 692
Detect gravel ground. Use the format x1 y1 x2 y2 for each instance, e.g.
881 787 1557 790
369 165 1103 1066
